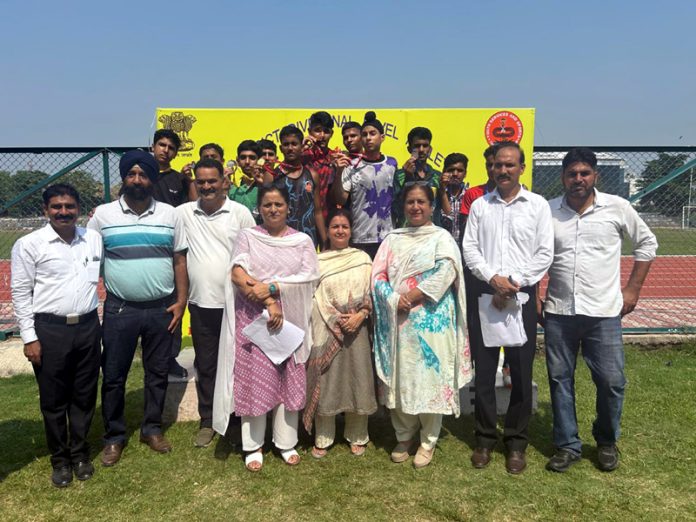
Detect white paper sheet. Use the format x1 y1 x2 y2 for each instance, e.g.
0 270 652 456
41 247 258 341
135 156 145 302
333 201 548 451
241 310 305 365
478 292 529 348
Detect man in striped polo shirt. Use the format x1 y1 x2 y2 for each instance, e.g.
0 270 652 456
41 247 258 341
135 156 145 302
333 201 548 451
88 150 189 466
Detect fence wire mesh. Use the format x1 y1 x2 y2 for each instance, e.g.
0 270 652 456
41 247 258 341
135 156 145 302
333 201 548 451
532 146 696 333
0 146 694 336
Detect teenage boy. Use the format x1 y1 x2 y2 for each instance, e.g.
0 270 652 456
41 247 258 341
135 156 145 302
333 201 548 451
342 121 364 156
333 111 398 259
438 152 469 242
303 111 337 219
181 143 236 184
229 140 264 219
151 129 197 207
257 139 278 166
392 127 441 227
263 125 326 247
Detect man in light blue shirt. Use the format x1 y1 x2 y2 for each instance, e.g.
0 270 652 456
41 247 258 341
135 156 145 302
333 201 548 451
88 150 188 467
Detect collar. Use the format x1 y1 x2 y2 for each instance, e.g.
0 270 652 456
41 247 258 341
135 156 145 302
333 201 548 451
559 188 605 212
118 195 156 216
194 197 231 216
40 223 85 244
489 186 530 204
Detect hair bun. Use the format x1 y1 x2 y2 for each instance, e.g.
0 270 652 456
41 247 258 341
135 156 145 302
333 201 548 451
364 111 376 122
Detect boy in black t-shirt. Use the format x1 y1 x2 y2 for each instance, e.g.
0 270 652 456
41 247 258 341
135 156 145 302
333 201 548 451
151 129 197 207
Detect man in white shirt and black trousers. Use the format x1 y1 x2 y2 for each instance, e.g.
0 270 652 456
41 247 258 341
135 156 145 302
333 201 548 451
177 158 255 448
463 141 554 474
11 184 103 488
543 148 657 473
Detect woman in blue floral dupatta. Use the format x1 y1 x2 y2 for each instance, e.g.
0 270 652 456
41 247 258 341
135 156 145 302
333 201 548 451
372 183 472 469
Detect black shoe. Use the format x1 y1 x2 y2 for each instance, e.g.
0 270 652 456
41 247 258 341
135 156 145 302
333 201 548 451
74 461 95 481
168 361 188 380
597 445 620 471
546 449 581 473
51 466 73 488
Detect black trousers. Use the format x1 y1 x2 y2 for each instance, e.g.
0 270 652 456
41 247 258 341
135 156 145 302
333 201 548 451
469 279 537 452
33 314 101 468
188 304 223 428
101 295 174 444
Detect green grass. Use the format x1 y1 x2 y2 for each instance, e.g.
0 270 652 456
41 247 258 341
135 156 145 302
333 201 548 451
1 345 695 521
1 226 695 260
623 227 696 255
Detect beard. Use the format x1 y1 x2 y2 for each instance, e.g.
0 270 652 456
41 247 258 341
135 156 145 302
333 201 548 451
123 184 154 200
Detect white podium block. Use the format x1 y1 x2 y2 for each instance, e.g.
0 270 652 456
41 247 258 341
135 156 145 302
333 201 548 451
460 371 538 415
163 349 200 423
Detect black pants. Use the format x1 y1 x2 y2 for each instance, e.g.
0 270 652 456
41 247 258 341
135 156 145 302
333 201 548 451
33 314 101 468
469 279 537 452
354 243 380 260
188 304 223 428
101 295 174 444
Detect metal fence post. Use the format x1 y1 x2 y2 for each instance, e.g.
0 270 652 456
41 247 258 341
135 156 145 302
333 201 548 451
101 149 112 202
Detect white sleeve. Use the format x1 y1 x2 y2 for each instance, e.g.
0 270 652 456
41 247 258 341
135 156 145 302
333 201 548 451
510 200 554 287
10 239 38 344
462 200 496 283
173 210 188 253
622 202 658 261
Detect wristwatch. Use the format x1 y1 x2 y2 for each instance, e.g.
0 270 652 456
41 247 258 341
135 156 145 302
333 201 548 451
269 282 278 296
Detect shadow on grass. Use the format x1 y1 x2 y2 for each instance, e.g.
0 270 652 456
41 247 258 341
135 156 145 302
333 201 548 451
0 418 46 481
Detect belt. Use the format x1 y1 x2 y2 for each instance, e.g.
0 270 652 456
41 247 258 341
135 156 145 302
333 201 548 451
35 309 98 326
106 292 176 309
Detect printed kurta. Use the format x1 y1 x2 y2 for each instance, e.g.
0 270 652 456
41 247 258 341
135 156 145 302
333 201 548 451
372 225 472 416
303 248 377 432
212 226 319 434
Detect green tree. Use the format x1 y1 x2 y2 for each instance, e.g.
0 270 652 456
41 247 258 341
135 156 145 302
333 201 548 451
635 153 689 217
62 170 105 212
9 170 49 217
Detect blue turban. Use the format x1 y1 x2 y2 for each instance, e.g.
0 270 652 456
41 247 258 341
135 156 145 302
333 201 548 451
119 150 160 182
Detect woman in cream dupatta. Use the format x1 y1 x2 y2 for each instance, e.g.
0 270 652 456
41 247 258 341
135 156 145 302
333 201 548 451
212 186 319 471
372 183 472 468
303 209 377 458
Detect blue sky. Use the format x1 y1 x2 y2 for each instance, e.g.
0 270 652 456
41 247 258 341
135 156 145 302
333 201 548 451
1 0 694 147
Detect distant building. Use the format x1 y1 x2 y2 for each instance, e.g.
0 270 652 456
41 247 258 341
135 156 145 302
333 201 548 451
532 152 631 200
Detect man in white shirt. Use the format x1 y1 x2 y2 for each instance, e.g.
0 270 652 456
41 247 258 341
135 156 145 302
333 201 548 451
177 158 255 448
462 141 553 474
543 148 657 473
11 184 103 487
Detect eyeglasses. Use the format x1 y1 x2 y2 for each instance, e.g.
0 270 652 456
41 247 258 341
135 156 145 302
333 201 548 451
404 180 430 188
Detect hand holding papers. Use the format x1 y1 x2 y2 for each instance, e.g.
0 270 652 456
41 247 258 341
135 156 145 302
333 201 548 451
242 310 305 365
478 292 530 348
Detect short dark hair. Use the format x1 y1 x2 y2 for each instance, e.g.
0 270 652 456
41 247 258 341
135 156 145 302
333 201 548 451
483 144 499 159
193 158 224 178
495 141 525 165
562 147 597 170
237 140 262 157
407 127 432 146
402 182 434 206
342 121 361 133
279 125 303 142
153 129 181 151
42 183 80 207
444 153 469 170
257 139 277 153
309 111 334 130
199 143 224 159
257 184 290 207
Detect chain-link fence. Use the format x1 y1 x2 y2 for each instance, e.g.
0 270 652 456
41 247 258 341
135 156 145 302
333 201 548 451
533 146 696 333
0 147 138 338
0 146 695 337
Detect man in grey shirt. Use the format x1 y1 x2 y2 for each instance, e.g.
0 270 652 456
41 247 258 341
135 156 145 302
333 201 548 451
543 147 657 473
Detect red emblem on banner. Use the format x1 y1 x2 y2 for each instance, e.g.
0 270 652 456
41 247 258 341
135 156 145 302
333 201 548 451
484 111 524 144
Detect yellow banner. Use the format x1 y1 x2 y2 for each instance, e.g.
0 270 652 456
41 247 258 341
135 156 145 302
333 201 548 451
156 108 535 187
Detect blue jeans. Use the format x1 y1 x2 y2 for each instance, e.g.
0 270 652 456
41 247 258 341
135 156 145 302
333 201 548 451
544 313 626 455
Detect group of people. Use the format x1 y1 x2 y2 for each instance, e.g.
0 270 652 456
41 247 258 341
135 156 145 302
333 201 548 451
11 110 658 488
